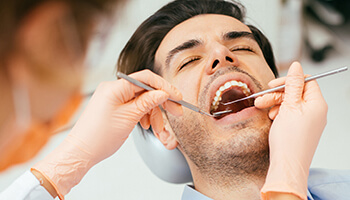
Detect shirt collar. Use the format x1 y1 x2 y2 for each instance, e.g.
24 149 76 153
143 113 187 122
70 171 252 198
181 185 213 200
182 184 314 200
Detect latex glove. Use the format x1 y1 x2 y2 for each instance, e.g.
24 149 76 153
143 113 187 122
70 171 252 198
256 62 328 200
33 70 183 198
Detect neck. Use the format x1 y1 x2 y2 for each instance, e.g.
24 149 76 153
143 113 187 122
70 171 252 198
0 70 13 124
0 69 18 151
182 149 269 200
191 166 266 200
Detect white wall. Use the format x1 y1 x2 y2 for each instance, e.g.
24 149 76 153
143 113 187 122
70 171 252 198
1 0 350 199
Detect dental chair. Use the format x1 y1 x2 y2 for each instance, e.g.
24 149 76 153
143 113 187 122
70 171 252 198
133 124 192 183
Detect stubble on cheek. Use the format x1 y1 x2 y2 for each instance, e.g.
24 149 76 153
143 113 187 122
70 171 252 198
166 108 271 182
164 67 272 182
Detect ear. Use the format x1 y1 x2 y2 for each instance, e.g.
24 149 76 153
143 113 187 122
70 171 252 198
153 112 178 150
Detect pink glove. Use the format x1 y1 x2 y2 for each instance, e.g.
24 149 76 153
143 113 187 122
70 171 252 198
33 70 183 198
256 62 328 200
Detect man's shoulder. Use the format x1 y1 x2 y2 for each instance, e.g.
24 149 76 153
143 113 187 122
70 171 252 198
181 169 350 200
308 168 350 200
181 185 213 200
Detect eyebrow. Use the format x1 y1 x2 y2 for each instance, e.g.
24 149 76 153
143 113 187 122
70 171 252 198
165 39 202 67
164 31 255 68
223 31 255 41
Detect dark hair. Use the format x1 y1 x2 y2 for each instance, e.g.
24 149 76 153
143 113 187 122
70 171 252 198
117 0 278 77
0 0 125 65
248 25 278 76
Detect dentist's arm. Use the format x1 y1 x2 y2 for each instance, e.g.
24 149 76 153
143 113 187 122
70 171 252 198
32 70 183 199
255 62 328 200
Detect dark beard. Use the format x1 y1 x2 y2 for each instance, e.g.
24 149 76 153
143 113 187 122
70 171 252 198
167 111 270 186
166 66 270 187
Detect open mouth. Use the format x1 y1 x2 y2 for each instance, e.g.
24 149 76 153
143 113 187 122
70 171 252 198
210 80 254 119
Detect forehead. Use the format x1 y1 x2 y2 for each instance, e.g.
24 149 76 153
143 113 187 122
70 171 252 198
156 14 251 65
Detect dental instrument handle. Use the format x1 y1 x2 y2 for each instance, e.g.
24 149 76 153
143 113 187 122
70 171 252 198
116 72 214 117
173 99 212 117
223 66 348 106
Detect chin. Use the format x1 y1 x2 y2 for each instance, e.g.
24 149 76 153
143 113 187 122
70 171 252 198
204 107 271 139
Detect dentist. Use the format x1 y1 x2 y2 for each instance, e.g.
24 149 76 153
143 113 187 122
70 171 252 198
0 0 182 199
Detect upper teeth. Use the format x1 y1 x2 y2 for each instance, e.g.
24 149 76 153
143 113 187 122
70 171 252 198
211 80 251 109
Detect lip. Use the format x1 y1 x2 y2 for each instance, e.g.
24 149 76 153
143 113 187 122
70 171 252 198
207 72 258 112
212 106 261 126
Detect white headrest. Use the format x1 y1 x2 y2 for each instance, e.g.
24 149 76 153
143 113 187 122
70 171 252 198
133 124 193 184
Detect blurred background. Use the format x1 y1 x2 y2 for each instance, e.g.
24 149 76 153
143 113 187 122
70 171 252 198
1 0 349 199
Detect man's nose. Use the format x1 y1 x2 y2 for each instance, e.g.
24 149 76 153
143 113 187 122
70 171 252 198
205 46 239 75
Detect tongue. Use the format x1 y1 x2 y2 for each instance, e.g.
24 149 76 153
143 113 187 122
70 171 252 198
211 88 253 118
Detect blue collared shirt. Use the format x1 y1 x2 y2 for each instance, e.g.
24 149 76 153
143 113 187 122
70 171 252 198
182 169 350 200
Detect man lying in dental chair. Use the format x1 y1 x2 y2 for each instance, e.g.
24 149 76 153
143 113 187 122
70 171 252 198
117 0 350 199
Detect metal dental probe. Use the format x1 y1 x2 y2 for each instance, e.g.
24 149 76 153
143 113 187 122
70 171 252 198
222 66 348 106
116 72 222 117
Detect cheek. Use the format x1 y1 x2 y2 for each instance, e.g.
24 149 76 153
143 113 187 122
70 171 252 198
259 68 275 89
244 57 275 89
172 73 202 103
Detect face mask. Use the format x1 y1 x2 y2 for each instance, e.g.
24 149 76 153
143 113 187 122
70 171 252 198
0 92 82 172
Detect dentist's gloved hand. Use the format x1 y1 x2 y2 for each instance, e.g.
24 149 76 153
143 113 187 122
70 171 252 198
255 62 328 200
33 70 183 199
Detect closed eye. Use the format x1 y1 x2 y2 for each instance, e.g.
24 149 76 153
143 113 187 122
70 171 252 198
231 46 254 53
179 57 200 71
